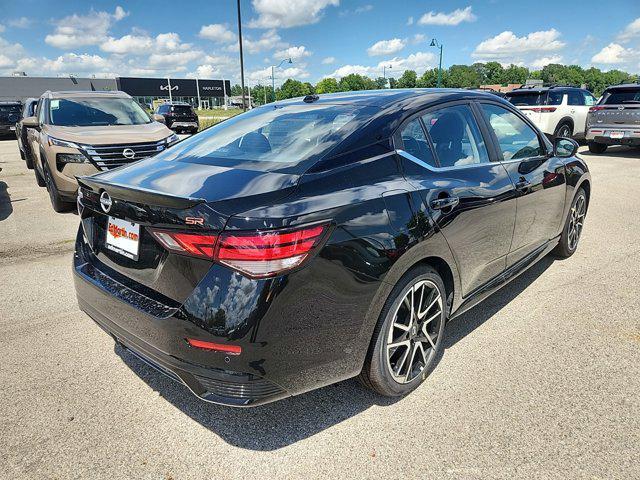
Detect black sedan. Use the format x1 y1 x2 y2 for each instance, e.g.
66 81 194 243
74 89 590 406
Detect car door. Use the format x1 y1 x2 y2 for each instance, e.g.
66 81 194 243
396 101 517 297
477 101 567 268
567 89 589 136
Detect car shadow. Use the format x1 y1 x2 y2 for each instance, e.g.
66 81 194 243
580 145 640 158
115 255 554 451
0 181 13 221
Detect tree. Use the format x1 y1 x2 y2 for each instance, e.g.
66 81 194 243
502 64 529 84
484 62 504 84
446 65 481 88
374 77 388 89
416 68 445 88
396 70 417 88
338 73 375 91
315 77 339 94
276 79 312 100
388 77 398 89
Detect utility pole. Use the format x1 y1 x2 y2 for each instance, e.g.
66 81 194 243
237 0 246 111
430 39 444 88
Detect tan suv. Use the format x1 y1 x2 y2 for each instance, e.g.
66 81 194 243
23 90 178 212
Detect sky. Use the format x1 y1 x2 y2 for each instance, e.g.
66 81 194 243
1 0 639 85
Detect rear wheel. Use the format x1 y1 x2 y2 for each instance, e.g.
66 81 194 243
555 122 573 139
359 266 447 397
553 187 587 258
588 141 607 154
43 161 74 213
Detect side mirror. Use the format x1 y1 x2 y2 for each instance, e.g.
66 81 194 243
554 137 578 158
152 113 165 124
22 115 39 128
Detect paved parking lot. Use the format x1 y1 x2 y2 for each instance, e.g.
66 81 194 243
1 137 638 479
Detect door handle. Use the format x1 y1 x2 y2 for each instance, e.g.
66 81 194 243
431 195 459 210
515 179 531 191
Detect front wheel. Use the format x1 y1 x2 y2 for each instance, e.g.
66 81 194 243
588 141 607 154
553 187 587 258
43 162 74 213
359 266 447 397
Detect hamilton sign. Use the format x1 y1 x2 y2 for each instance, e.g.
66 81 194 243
116 77 230 98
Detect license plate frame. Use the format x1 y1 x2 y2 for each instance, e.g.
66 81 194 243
609 130 625 139
105 216 140 261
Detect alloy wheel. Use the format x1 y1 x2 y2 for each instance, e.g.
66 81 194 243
568 193 586 251
386 280 443 384
558 125 571 138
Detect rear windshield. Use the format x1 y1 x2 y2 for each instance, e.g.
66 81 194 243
0 104 21 115
48 97 151 127
170 105 194 114
506 92 544 106
155 103 375 172
602 88 640 105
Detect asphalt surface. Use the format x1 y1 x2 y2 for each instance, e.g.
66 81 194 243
0 137 638 479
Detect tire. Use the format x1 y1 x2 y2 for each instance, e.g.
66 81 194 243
553 187 587 258
43 161 74 213
34 162 46 187
588 141 607 154
359 265 447 397
19 148 25 160
555 122 573 139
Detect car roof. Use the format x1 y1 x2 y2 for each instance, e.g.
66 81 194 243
605 83 640 91
44 90 130 99
0 100 22 104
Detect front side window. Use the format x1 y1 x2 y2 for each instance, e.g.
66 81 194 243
422 104 490 167
37 100 46 124
48 97 151 127
399 118 437 168
480 104 543 161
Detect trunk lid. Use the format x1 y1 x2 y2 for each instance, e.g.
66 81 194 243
76 156 299 303
588 87 640 129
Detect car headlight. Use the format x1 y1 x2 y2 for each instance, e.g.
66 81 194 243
165 133 180 146
47 136 80 149
56 153 87 164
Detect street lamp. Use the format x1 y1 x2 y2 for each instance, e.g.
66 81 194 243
430 38 443 88
383 65 392 88
271 58 292 102
236 0 247 110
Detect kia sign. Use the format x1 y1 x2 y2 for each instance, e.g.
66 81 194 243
116 77 229 98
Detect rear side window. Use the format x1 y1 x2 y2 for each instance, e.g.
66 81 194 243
422 104 490 167
480 104 543 161
567 91 584 106
506 92 542 106
602 88 640 105
399 118 437 168
547 91 564 106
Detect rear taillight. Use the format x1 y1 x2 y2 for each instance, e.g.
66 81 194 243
589 106 606 112
149 223 330 278
149 230 217 260
216 224 329 278
525 107 557 113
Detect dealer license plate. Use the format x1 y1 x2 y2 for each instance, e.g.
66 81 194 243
105 216 140 261
609 131 624 139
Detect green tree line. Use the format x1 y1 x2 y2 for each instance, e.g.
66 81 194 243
231 62 638 106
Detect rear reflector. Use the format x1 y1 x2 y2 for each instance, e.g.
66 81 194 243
186 338 242 355
217 224 328 278
149 223 330 278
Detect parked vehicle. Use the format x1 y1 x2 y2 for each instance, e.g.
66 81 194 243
22 90 178 212
155 102 199 134
0 101 22 137
15 98 38 168
506 85 597 140
74 89 590 407
585 83 640 154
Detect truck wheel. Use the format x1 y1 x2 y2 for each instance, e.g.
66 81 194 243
588 141 607 154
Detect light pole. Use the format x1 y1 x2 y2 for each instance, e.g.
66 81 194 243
271 58 292 102
430 38 443 88
236 0 247 111
383 65 392 88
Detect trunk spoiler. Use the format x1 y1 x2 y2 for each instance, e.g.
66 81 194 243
77 175 206 210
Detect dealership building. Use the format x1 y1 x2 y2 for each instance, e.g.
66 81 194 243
0 75 231 109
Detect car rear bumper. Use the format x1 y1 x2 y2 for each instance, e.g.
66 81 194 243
73 227 377 406
585 127 640 145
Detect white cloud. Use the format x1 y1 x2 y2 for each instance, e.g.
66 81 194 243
101 35 153 54
148 50 202 67
8 17 32 28
618 18 640 43
412 34 425 44
45 6 129 48
0 25 4 33
406 16 414 26
340 4 373 16
367 38 406 57
418 6 476 26
531 55 563 69
43 53 112 73
472 29 566 65
330 51 436 78
0 55 13 68
274 45 311 60
248 0 339 28
591 43 636 65
232 29 287 54
199 24 236 43
322 56 336 64
155 32 192 52
247 65 309 83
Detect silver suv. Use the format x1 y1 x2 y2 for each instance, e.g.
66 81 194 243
585 83 640 154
